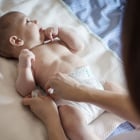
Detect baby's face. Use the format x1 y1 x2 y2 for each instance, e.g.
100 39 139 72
10 12 45 49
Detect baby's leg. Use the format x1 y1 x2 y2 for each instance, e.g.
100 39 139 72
58 105 93 140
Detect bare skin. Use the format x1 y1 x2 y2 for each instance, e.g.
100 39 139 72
31 40 85 89
16 27 85 96
2 11 139 140
22 94 68 140
1 12 96 140
46 72 140 127
22 78 137 140
0 12 85 96
16 39 85 96
17 30 93 140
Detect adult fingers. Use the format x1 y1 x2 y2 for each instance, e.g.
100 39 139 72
46 72 64 88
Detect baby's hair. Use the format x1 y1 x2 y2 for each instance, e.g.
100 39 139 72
0 11 19 58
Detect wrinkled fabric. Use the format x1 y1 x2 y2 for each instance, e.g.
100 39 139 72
63 0 126 57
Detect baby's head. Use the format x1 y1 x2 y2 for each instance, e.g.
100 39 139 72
0 11 44 58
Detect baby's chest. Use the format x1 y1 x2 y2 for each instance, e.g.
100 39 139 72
33 54 60 79
33 59 61 88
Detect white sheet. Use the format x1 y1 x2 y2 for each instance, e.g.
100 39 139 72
0 0 125 139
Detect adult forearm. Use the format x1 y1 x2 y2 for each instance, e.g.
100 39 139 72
81 86 140 125
46 73 140 126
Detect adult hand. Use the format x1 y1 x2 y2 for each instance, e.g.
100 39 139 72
46 73 126 102
22 93 58 123
45 72 85 101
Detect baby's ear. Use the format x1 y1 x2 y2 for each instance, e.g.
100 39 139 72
9 36 24 47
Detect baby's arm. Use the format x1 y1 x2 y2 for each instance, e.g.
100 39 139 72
16 49 36 96
58 27 84 53
45 27 84 53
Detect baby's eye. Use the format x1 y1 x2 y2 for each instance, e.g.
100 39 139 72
26 19 32 23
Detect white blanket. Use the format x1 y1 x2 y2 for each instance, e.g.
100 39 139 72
0 0 125 139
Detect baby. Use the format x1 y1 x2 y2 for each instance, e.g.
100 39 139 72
0 11 104 137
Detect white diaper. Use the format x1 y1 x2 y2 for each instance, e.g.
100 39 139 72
69 65 103 89
57 65 104 124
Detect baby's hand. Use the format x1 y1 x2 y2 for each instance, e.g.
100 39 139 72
19 49 35 68
44 26 58 41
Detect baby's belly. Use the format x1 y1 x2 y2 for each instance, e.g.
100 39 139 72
35 60 85 89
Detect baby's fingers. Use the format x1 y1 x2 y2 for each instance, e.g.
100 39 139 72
22 97 33 106
49 32 53 41
22 94 41 106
